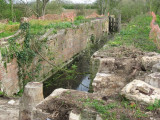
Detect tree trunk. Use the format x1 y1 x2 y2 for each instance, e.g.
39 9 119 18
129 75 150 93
36 0 40 18
10 0 14 21
42 2 46 18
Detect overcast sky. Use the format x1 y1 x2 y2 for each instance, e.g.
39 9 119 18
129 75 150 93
20 0 96 4
66 0 96 4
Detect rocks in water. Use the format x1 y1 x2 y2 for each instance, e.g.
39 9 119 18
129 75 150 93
92 73 125 95
141 55 160 71
121 80 160 104
145 72 160 88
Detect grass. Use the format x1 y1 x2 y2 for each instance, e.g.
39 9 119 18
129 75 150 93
29 18 90 35
82 98 118 120
147 99 160 111
0 16 90 38
108 14 160 53
81 97 149 120
0 22 20 39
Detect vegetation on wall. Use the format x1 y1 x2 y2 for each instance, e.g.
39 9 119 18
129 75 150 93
0 16 92 93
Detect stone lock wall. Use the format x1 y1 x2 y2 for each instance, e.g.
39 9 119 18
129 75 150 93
0 17 109 96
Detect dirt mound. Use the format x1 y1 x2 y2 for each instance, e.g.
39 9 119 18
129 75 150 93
86 12 104 19
97 46 144 58
27 12 102 22
35 90 102 120
28 12 76 22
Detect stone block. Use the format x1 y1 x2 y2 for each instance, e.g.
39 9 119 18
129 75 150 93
92 73 125 95
19 82 44 120
121 80 160 104
141 55 160 71
145 72 160 88
152 63 160 72
69 110 81 120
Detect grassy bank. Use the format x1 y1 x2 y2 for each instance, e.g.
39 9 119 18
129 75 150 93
0 21 20 39
107 14 160 53
0 16 90 38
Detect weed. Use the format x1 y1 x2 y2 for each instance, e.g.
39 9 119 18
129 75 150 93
120 114 130 120
82 98 118 119
134 108 148 118
75 16 85 21
0 91 4 96
147 99 160 111
14 89 24 97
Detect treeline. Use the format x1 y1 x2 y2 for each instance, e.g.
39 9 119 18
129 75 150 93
96 0 160 22
0 0 25 21
1 0 160 22
62 4 97 9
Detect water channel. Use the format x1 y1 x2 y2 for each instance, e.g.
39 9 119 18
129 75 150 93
43 34 113 97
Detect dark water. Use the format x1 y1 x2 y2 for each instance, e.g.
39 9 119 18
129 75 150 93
43 34 112 97
76 74 91 92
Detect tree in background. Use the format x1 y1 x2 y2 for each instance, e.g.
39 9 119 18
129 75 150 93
9 0 14 21
0 0 23 21
46 0 63 14
150 0 160 14
95 0 121 15
42 0 49 16
95 0 107 15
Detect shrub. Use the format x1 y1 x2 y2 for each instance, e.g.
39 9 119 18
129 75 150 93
75 16 85 21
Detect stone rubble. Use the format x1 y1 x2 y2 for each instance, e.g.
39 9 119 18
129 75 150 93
145 72 160 88
121 80 160 104
152 63 160 72
92 73 125 95
141 54 160 71
2 49 160 120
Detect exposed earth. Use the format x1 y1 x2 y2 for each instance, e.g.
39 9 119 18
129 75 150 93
0 97 19 120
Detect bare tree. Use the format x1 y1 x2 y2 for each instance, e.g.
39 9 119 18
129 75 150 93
36 0 40 18
9 0 14 21
19 0 39 17
42 0 49 17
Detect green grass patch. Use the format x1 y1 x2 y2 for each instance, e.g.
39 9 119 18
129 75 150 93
147 99 160 111
0 22 20 38
82 98 118 119
108 14 160 52
29 17 90 35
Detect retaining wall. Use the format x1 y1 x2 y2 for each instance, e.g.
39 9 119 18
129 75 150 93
0 17 109 96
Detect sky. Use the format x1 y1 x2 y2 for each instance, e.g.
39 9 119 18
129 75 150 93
67 0 96 4
20 0 97 4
